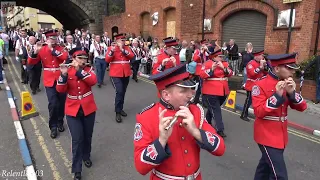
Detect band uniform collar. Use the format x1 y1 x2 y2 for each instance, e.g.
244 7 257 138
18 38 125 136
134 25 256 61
160 98 174 110
268 71 280 80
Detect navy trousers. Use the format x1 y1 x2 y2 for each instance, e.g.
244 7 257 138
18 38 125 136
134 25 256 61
131 60 141 80
45 82 66 129
94 58 107 85
110 77 130 112
193 76 202 104
202 94 227 132
241 91 252 118
67 110 96 173
254 144 288 180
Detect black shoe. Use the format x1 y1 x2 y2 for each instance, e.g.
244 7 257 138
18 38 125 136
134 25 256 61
83 159 92 168
74 172 81 180
37 88 41 92
217 131 227 138
32 91 37 95
97 84 101 88
313 100 319 104
58 124 65 132
50 128 58 139
116 113 122 123
240 116 250 122
120 110 127 117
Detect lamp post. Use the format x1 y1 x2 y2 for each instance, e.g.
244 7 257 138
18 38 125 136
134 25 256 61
201 0 206 40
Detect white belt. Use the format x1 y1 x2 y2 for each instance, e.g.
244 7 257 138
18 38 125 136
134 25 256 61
263 116 287 122
206 77 228 81
43 68 60 71
110 61 130 64
153 168 200 180
67 91 92 100
247 78 263 82
247 78 257 82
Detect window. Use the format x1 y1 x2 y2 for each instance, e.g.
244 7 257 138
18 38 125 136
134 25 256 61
38 23 53 29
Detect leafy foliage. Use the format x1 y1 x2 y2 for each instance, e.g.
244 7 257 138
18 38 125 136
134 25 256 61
107 0 125 16
296 55 316 80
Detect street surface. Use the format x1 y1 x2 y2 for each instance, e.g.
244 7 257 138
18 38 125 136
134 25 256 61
0 77 27 180
2 55 320 180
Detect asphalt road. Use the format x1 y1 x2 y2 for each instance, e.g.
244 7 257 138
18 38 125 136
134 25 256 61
4 56 320 180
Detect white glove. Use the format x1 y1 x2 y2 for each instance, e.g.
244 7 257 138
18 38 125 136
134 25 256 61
23 65 27 70
16 56 19 62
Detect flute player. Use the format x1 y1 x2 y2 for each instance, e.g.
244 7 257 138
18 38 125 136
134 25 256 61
133 64 225 180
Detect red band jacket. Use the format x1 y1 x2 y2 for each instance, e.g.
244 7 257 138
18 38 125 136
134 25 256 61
105 46 134 77
27 45 68 87
134 100 225 179
56 66 97 117
199 60 233 96
244 60 268 91
251 72 307 149
152 51 180 75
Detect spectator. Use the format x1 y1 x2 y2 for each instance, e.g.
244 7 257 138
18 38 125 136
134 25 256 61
240 42 254 88
227 39 239 74
179 40 188 63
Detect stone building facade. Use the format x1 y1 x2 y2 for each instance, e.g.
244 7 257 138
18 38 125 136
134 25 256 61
103 0 320 63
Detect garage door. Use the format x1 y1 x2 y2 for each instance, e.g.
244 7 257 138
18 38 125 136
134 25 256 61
222 10 267 52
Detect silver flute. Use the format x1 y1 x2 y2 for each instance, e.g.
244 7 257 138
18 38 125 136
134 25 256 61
165 96 195 130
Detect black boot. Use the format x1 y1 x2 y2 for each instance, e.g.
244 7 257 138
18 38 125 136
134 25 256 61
116 113 122 123
240 116 250 122
58 124 65 132
217 131 227 138
84 159 92 168
120 110 127 117
50 127 58 139
74 172 81 180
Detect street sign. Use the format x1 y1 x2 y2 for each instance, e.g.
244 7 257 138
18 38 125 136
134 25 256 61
283 0 302 3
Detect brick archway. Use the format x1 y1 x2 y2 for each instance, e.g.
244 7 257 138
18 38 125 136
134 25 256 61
212 0 276 44
12 0 103 33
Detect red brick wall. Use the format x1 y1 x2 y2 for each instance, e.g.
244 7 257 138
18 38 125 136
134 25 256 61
310 0 320 56
103 0 318 62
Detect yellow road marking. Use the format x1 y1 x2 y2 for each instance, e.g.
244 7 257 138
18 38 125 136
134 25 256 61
8 56 72 173
138 74 320 144
6 60 62 179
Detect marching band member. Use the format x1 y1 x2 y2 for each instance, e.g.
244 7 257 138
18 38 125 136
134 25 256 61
76 31 90 49
26 36 42 95
191 39 213 104
199 50 233 138
130 38 143 82
252 53 307 180
105 33 134 123
28 29 68 139
15 29 29 84
90 35 107 87
152 37 181 75
240 50 267 121
56 47 97 180
65 35 77 52
134 64 225 179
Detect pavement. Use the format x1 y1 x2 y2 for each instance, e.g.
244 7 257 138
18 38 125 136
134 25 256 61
2 55 320 180
0 73 27 180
